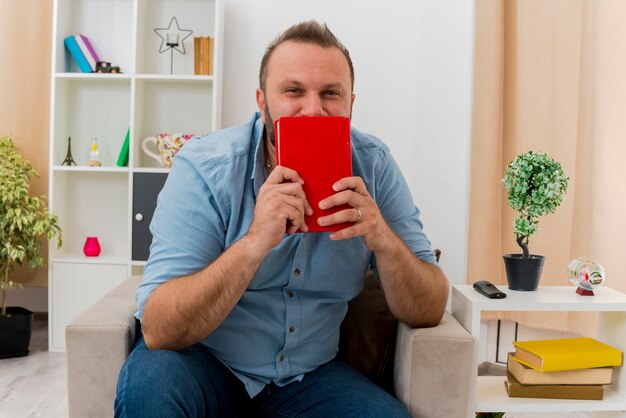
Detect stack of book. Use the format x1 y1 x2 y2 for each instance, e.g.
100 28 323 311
64 34 100 73
505 337 622 400
193 36 214 75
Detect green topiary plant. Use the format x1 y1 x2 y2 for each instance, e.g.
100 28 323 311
0 135 62 316
502 151 568 258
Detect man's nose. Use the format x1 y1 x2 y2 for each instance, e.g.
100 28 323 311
300 94 326 116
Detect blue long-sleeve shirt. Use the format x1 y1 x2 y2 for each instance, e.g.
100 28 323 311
136 112 437 397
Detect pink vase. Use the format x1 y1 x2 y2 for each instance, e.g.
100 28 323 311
83 237 101 257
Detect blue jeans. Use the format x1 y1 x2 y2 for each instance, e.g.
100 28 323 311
115 336 411 418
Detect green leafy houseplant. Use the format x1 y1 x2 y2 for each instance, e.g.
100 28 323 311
0 136 62 316
502 151 568 258
501 151 568 291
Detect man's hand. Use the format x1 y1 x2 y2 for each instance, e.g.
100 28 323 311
317 176 394 253
247 166 313 253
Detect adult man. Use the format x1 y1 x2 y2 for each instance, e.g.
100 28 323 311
115 21 448 417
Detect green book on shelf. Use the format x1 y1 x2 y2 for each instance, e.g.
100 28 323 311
116 128 130 167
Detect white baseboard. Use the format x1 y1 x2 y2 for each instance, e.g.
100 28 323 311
5 287 48 312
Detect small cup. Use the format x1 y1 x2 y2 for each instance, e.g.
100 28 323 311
142 133 195 168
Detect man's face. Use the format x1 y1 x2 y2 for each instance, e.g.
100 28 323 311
256 41 355 144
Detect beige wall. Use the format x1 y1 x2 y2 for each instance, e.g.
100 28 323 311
0 0 53 287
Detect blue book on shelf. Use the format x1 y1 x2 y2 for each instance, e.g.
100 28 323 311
64 35 92 73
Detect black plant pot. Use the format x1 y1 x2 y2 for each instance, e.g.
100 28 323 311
0 307 34 359
503 254 545 291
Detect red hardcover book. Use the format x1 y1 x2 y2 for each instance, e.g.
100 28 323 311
275 116 352 233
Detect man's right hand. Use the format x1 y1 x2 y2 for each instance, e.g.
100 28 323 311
246 165 313 253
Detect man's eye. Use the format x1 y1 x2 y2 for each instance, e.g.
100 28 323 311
324 90 340 97
285 88 302 95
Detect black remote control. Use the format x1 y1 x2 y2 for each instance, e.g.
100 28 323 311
473 280 507 299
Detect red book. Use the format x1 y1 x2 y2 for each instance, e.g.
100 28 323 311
275 116 352 233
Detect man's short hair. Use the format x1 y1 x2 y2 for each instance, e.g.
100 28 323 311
259 20 355 92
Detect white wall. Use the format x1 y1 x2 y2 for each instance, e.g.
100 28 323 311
222 0 474 286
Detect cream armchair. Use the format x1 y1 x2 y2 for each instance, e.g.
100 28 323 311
66 275 475 417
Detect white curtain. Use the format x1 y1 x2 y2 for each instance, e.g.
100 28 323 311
468 0 626 335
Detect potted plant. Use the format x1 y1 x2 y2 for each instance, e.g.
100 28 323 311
0 135 62 358
502 151 568 291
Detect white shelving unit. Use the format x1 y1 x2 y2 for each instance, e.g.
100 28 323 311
452 285 626 417
48 0 224 351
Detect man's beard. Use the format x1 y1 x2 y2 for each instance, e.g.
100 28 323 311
263 101 276 146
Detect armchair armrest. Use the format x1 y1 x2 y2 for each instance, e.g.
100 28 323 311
66 275 142 418
394 311 475 418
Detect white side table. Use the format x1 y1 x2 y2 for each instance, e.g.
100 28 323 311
452 285 626 417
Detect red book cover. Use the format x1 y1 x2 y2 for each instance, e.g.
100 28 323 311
275 116 352 233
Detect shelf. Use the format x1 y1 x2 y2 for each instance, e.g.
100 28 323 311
453 285 626 312
135 0 217 75
452 284 626 416
55 73 131 80
132 167 170 174
52 77 131 167
55 73 211 82
135 74 214 82
133 80 213 168
53 165 129 173
51 252 128 265
54 0 134 74
476 376 626 413
51 170 129 257
133 79 213 133
49 0 223 352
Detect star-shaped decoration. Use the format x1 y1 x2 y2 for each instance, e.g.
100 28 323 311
154 17 193 54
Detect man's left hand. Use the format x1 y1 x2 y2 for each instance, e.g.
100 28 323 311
317 176 394 253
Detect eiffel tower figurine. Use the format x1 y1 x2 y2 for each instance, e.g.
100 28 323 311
61 136 77 166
